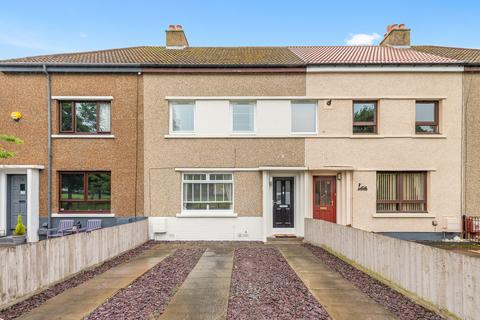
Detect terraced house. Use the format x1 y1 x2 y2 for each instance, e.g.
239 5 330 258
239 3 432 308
0 24 473 242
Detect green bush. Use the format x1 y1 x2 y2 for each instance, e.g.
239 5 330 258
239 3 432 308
14 215 26 236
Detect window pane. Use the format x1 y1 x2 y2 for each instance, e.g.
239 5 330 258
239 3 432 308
376 172 397 212
292 102 316 133
172 103 194 132
416 102 435 122
98 102 111 132
416 125 437 133
61 201 110 211
61 174 85 200
353 102 376 123
87 173 111 200
353 125 375 134
402 173 425 211
232 103 254 132
184 174 206 181
60 102 73 132
76 102 97 133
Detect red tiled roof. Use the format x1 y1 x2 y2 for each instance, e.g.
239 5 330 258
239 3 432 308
288 46 460 64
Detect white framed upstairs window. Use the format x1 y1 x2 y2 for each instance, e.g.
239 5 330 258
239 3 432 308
170 102 194 133
291 100 317 134
182 173 233 211
231 101 255 133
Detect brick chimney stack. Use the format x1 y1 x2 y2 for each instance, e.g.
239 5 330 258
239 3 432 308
166 25 189 49
379 24 411 47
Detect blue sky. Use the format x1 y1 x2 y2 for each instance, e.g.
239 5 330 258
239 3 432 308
1 0 478 59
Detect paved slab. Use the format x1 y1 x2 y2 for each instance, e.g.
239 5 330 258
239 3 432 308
279 245 397 320
17 245 173 320
159 247 234 320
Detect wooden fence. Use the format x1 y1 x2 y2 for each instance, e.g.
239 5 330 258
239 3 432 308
0 219 148 308
305 218 480 320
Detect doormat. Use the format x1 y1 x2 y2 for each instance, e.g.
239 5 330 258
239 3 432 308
274 234 297 239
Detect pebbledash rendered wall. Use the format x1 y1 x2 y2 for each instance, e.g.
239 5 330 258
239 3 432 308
143 71 306 241
0 219 148 308
304 71 463 234
304 218 480 320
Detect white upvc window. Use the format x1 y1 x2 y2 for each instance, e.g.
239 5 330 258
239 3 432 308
182 173 234 211
231 102 255 133
291 101 317 134
170 102 195 133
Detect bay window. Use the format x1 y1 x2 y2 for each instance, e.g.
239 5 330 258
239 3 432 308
182 173 233 211
376 172 427 213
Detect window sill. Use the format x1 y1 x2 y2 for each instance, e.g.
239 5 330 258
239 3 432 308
52 134 115 139
350 135 446 139
52 213 115 218
176 212 238 218
372 213 435 218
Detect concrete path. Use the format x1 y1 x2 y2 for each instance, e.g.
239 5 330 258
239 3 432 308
18 246 173 320
159 247 234 320
279 245 397 320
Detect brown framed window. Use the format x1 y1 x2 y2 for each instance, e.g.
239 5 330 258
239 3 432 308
60 101 111 134
416 101 439 134
59 172 111 212
353 101 377 134
376 172 427 213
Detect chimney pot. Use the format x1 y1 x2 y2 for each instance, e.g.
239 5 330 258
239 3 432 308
165 24 189 48
380 23 410 47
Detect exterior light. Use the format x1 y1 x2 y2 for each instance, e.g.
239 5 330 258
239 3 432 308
336 173 342 180
10 111 22 121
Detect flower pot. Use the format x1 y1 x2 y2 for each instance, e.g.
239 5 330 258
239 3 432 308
12 235 26 245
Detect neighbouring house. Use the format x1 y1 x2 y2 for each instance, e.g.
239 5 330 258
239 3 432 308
0 71 144 242
412 45 480 218
0 24 471 242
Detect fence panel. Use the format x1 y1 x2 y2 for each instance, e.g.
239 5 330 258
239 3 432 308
0 219 148 308
304 218 480 320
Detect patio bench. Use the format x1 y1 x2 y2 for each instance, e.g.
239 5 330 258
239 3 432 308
47 220 74 238
79 219 102 233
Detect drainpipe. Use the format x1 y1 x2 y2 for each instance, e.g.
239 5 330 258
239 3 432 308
43 65 52 228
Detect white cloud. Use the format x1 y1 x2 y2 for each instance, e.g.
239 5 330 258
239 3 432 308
345 33 381 46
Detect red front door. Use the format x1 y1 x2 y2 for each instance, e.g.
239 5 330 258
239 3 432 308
313 176 336 223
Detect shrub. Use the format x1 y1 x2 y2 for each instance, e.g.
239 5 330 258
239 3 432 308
14 215 26 236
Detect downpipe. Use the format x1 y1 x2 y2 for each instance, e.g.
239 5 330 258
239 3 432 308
43 65 52 228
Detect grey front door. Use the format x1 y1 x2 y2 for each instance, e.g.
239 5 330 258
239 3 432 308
8 175 27 232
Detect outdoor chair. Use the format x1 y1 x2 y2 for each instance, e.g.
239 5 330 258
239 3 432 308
47 220 74 238
80 219 102 232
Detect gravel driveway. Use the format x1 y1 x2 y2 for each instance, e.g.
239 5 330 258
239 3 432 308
227 247 330 320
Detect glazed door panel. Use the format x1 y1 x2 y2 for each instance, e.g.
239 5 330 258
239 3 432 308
313 176 336 223
273 177 294 228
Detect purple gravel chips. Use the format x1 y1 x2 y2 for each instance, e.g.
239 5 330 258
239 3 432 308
86 248 204 320
227 247 330 320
